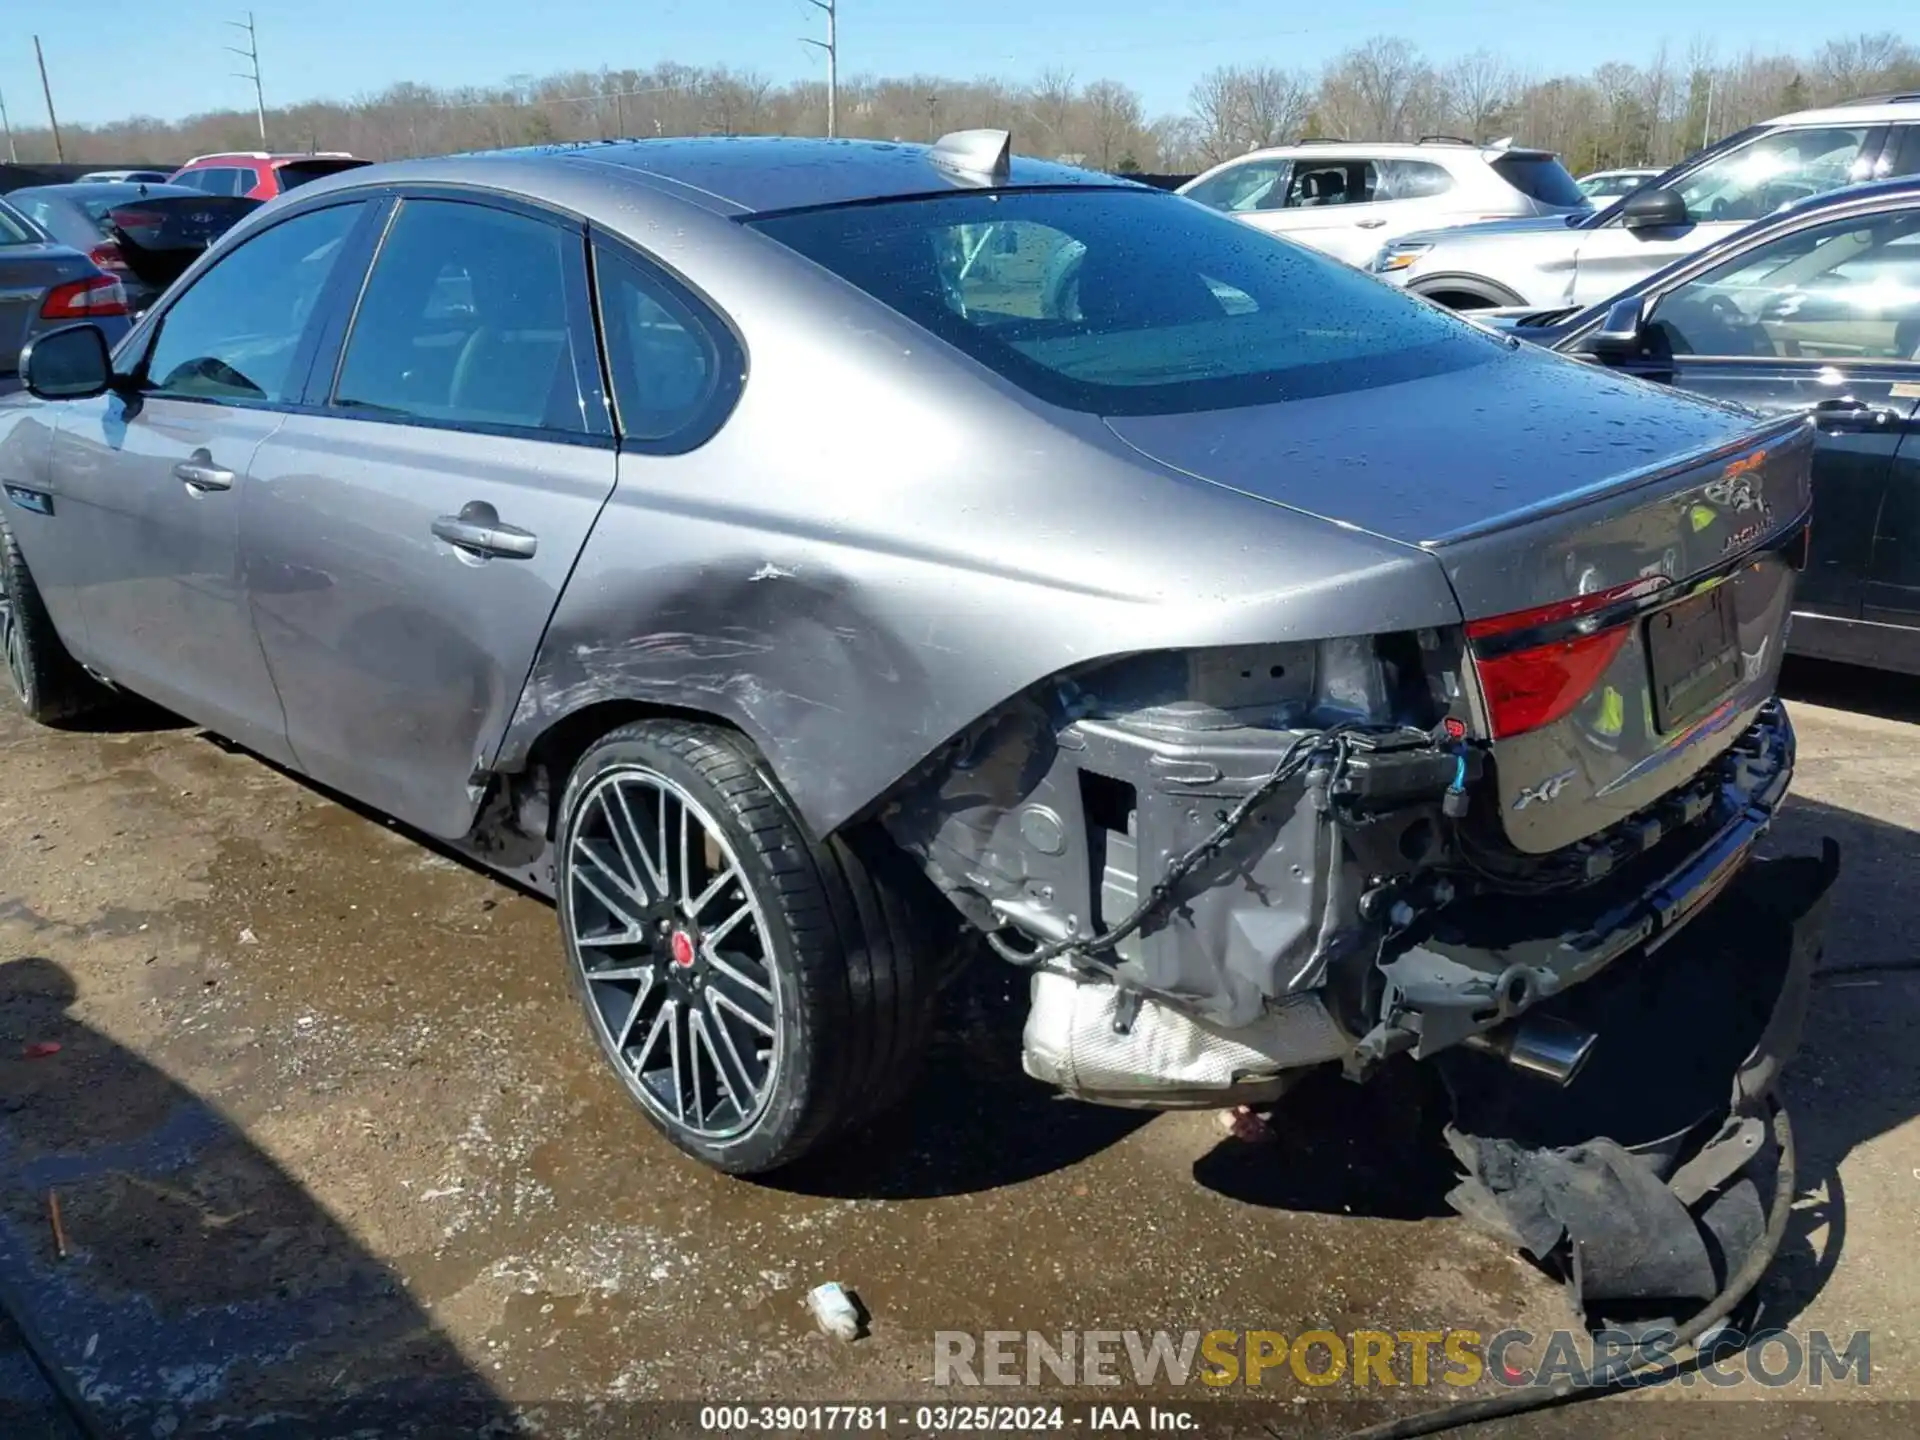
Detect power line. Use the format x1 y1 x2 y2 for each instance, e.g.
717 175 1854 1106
226 12 267 147
800 0 838 138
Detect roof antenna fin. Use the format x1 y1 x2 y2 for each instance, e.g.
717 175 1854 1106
930 128 1012 183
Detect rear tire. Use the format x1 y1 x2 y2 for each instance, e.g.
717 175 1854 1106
553 719 943 1174
0 518 106 725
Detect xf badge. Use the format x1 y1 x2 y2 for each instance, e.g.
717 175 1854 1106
1512 768 1577 811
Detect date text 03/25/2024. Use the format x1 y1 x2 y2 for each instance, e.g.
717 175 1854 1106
698 1405 1197 1431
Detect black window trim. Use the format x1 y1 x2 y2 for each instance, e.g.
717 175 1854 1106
114 196 383 415
315 188 615 449
1561 192 1920 374
586 226 748 455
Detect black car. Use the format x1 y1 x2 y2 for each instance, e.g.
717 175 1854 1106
3 182 258 312
1501 177 1920 675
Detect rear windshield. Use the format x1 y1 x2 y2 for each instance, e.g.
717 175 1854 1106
1490 154 1588 208
276 159 368 191
748 188 1496 415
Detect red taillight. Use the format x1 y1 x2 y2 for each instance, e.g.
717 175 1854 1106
1471 628 1633 739
87 240 128 272
40 274 130 320
107 209 165 230
1466 577 1666 740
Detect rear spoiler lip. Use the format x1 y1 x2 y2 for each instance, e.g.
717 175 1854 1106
1416 413 1813 548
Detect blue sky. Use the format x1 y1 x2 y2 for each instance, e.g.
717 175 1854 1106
8 1 1824 130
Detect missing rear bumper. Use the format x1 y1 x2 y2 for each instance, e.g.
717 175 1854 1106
1438 838 1838 1320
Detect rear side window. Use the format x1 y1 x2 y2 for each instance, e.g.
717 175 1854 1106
181 167 247 196
335 199 589 434
750 188 1494 416
0 200 39 246
1490 154 1587 207
1284 160 1376 207
142 202 363 402
593 244 729 445
1377 160 1456 201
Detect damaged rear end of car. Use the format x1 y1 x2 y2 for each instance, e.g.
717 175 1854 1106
878 410 1815 1116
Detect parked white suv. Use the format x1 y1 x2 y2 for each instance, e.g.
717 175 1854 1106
1176 139 1591 267
1372 97 1920 310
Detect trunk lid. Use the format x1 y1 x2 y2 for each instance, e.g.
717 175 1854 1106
104 196 260 295
1102 346 1815 854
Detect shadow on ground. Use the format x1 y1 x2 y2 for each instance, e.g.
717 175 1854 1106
0 956 512 1437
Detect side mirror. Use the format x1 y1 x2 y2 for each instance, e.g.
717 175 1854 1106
22 323 116 401
1621 187 1689 231
1576 296 1649 363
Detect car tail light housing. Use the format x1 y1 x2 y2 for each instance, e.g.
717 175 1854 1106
40 274 130 320
87 240 129 272
1466 577 1668 740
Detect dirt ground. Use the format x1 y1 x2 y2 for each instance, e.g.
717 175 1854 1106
2 658 1919 1438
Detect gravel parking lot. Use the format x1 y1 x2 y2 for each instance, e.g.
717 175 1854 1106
2 659 1918 1438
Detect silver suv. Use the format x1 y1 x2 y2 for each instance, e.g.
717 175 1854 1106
1178 139 1589 268
1373 98 1920 309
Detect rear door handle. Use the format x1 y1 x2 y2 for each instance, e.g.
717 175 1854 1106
1355 218 1388 229
432 502 538 560
173 458 235 492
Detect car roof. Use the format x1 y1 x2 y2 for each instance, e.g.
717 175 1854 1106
1182 141 1556 181
305 136 1140 217
1765 96 1920 127
179 151 355 165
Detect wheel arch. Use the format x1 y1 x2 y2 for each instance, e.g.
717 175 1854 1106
1408 273 1529 310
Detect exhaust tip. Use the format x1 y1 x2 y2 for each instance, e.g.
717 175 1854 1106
1462 1015 1597 1087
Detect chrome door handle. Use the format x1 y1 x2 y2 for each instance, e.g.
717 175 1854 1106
432 504 538 560
1355 218 1388 228
173 459 235 491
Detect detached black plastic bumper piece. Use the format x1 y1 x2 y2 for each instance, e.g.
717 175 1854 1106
1436 838 1838 1323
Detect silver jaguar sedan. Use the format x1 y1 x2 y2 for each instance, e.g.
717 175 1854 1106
0 131 1820 1177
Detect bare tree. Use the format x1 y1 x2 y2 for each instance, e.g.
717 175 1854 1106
1186 65 1309 164
1031 68 1078 158
1082 79 1144 170
7 31 1915 179
1320 36 1433 141
1442 49 1513 141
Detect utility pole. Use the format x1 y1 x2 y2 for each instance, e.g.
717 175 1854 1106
33 37 63 163
925 94 939 142
1701 72 1716 151
0 87 16 165
801 0 837 139
227 12 268 147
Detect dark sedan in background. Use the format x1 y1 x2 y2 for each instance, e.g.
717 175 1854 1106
0 197 131 391
5 182 259 314
1499 177 1920 674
